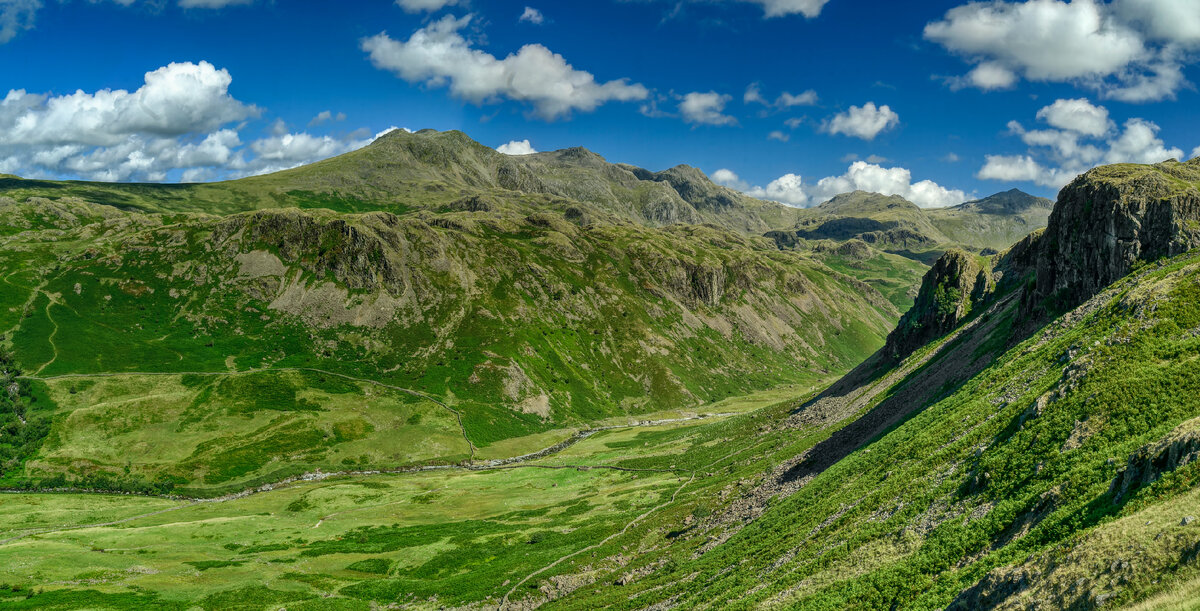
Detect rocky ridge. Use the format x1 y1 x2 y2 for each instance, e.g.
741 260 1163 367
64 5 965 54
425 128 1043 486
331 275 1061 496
1035 158 1200 309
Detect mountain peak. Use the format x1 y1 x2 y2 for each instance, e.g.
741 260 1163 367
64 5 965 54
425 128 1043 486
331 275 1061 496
544 146 607 165
954 189 1052 214
819 191 920 214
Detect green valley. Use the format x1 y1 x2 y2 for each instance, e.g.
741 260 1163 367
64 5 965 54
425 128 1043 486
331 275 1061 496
6 131 1198 611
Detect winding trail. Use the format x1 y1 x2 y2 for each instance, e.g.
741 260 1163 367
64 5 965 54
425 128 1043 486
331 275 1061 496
7 365 736 508
33 294 60 375
0 463 699 548
499 470 697 610
18 368 736 501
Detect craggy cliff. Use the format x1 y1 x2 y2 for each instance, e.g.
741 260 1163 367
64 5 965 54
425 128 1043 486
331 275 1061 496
1035 158 1200 308
885 157 1200 362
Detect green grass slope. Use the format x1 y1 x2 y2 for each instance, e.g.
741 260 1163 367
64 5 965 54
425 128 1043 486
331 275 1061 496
7 248 1200 610
926 188 1053 252
537 223 1200 611
0 187 897 495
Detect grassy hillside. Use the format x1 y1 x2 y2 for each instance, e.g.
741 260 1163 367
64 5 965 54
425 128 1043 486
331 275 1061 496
538 245 1200 610
5 247 1200 610
0 130 1087 610
927 188 1053 252
0 172 898 495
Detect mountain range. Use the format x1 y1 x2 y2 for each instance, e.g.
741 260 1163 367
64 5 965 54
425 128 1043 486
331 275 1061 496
9 131 1194 611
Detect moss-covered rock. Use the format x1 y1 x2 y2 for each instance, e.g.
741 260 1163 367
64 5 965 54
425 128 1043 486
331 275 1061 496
884 248 992 359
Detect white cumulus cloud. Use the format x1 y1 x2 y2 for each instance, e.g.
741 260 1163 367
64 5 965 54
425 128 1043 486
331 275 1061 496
715 162 967 209
362 15 648 120
925 0 1200 102
1035 98 1113 136
1113 0 1200 45
711 168 746 188
959 62 1019 90
519 6 544 24
497 139 538 155
1 61 258 148
823 102 899 140
679 91 737 126
0 62 383 182
978 155 1048 183
978 98 1185 188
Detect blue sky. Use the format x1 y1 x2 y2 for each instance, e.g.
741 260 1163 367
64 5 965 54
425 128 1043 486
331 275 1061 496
1 0 1198 206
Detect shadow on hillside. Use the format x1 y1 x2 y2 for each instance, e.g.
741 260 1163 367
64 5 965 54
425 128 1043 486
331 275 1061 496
781 299 1044 485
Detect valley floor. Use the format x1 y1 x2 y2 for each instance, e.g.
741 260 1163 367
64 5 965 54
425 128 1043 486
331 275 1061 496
0 384 827 610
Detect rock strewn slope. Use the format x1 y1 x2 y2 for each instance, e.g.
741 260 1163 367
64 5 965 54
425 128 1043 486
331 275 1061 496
541 157 1200 611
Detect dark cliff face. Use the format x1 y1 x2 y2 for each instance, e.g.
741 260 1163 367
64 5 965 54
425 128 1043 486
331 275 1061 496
883 159 1200 363
1036 159 1200 309
884 249 992 359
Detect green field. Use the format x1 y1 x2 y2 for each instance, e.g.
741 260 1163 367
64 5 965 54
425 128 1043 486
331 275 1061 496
0 385 837 610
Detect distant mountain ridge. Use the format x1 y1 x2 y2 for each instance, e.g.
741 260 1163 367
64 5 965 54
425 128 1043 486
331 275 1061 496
953 187 1054 215
0 129 1049 255
769 188 1052 261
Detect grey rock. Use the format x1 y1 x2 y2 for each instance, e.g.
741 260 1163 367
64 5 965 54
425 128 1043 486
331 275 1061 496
1035 158 1200 310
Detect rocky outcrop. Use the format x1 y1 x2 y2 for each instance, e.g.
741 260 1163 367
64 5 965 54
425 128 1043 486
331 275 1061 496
213 210 410 295
630 251 732 308
884 249 994 359
857 227 935 249
1035 159 1200 309
1110 417 1200 501
834 239 872 260
649 165 741 212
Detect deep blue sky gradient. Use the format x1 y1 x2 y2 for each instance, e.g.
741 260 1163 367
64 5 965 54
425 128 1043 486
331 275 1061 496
2 0 1198 200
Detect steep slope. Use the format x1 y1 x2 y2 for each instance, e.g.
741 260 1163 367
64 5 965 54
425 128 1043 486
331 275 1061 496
500 158 1200 609
0 182 897 496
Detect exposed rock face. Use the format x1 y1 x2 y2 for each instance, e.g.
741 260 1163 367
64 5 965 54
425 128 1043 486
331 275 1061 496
214 209 410 295
649 165 741 212
884 249 993 359
1036 159 1200 309
799 217 891 241
857 227 934 249
1110 417 1200 500
834 239 872 260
